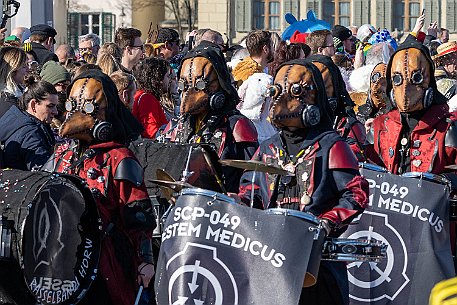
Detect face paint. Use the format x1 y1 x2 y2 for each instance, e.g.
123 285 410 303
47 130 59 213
268 64 317 129
179 57 221 115
59 78 108 143
390 48 431 112
370 63 388 110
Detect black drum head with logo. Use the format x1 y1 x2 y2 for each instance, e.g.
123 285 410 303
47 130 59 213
22 175 101 305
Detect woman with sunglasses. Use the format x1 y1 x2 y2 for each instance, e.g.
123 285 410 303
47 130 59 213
132 57 169 138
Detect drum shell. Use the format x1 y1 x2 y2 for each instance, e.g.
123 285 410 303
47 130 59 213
265 209 323 288
179 188 236 205
0 169 102 305
450 199 457 221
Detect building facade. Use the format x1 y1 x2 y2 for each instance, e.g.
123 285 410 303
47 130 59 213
198 0 457 42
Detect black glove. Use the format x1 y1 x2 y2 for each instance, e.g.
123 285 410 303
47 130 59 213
319 218 336 236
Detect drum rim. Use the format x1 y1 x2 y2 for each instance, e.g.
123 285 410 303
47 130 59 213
180 187 236 204
401 171 450 185
265 208 320 225
358 162 388 172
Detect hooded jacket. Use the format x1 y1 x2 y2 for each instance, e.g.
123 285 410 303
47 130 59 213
366 41 457 174
0 105 55 170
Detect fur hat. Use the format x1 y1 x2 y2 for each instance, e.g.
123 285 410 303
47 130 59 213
349 64 376 93
238 73 273 120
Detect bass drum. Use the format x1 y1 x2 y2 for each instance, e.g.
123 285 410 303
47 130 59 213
265 209 325 288
0 169 101 305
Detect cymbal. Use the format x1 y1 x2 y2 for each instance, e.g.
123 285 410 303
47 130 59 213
219 159 291 176
156 169 176 200
150 179 193 192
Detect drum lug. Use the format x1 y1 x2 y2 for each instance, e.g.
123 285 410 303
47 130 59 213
207 194 218 206
309 226 322 240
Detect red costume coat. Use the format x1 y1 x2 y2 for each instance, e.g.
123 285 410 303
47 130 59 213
54 141 151 305
366 104 457 174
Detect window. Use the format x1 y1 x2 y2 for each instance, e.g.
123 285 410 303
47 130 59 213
339 1 350 26
323 0 335 27
393 0 405 31
253 0 281 30
409 1 420 30
68 12 115 49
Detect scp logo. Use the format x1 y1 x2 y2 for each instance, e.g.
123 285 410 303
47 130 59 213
166 243 238 305
346 211 410 303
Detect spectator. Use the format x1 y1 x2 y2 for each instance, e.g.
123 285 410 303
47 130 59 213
0 47 28 104
132 57 169 138
114 27 144 73
357 24 376 43
439 28 450 44
156 28 181 60
10 27 31 43
364 42 395 66
28 24 59 65
78 33 101 63
268 40 306 76
110 71 137 110
306 29 335 57
39 60 71 126
97 42 122 75
0 80 57 170
55 44 76 66
434 41 457 79
232 30 273 86
195 29 225 51
332 25 353 53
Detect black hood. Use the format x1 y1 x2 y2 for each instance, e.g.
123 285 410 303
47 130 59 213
68 69 144 144
305 54 355 114
277 59 334 131
179 41 239 111
386 39 447 110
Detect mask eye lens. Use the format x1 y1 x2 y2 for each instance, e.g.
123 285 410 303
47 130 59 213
65 100 74 112
290 83 303 96
83 101 95 114
392 74 403 86
411 71 424 85
177 80 186 92
195 80 206 90
371 72 381 83
268 85 281 98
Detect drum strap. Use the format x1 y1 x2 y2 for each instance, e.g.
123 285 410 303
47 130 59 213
67 148 100 172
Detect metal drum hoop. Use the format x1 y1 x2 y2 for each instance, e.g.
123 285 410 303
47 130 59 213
180 187 236 205
265 208 320 225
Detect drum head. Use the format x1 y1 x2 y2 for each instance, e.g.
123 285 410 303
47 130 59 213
22 175 101 305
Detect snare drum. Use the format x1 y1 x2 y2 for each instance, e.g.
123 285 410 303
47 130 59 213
265 209 325 288
321 238 387 262
179 188 236 205
402 172 450 186
359 162 388 173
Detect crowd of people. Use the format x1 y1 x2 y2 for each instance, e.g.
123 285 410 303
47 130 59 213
0 8 456 305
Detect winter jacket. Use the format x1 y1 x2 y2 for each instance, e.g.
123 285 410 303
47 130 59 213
29 42 58 65
0 105 55 170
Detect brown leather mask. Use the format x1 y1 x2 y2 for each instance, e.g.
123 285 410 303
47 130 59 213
178 57 222 115
60 78 109 143
310 62 338 112
370 63 388 109
390 48 432 112
269 64 318 129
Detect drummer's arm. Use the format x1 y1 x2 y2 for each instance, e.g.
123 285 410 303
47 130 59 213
320 141 369 229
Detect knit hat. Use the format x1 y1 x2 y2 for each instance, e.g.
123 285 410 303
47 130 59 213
333 37 344 53
40 61 71 85
332 25 352 41
368 29 398 51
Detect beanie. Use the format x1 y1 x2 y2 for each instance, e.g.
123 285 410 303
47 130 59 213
40 61 71 85
332 25 352 41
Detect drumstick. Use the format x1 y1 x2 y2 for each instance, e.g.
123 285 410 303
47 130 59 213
134 285 144 305
203 150 227 194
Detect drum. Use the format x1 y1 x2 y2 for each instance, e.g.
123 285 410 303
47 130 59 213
265 208 325 288
358 162 388 173
321 238 387 262
129 140 224 194
401 172 450 186
0 169 101 305
150 196 169 239
179 188 236 205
